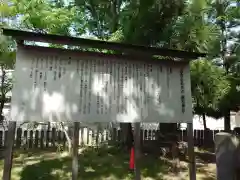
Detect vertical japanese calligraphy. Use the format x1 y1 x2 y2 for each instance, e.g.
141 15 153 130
109 59 113 114
79 60 84 114
166 66 171 97
11 46 192 123
29 59 34 78
88 60 92 114
83 60 88 115
180 68 185 113
34 58 38 89
96 59 100 115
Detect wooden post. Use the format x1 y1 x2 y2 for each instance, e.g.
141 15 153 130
16 128 22 148
29 130 33 149
35 130 39 148
187 123 196 180
3 121 16 180
134 122 141 180
23 130 27 149
72 122 80 180
40 130 44 149
0 130 3 148
52 128 56 148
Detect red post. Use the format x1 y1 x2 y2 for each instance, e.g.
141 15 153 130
129 147 134 170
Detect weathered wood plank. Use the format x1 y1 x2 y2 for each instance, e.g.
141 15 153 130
3 121 16 180
72 122 80 180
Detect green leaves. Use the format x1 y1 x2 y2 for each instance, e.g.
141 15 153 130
74 0 186 45
0 28 15 70
120 0 186 45
10 0 77 35
190 59 231 118
1 0 239 121
167 0 220 53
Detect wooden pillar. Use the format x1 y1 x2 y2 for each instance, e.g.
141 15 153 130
72 122 80 180
3 121 16 180
187 123 196 180
134 122 141 180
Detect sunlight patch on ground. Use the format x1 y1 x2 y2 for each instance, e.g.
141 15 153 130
50 169 71 179
196 163 216 180
0 162 24 180
85 166 95 172
102 174 133 180
0 149 216 180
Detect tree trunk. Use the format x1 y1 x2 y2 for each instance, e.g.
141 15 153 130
126 123 133 150
202 114 207 130
203 114 210 146
224 111 231 132
47 122 51 131
120 123 133 150
218 3 231 133
0 65 6 125
110 0 119 33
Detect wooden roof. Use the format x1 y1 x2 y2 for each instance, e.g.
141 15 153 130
2 28 207 60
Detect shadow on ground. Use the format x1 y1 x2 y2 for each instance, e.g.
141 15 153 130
177 146 215 164
195 149 216 180
7 146 217 180
196 152 215 164
19 146 170 180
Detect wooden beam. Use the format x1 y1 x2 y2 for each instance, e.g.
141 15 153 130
19 44 191 66
72 122 80 180
3 121 16 180
2 28 207 59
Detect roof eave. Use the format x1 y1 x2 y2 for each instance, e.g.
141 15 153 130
2 28 207 60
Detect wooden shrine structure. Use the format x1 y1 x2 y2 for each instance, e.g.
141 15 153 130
2 28 206 180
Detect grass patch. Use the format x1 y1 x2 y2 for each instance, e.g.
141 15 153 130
0 146 216 180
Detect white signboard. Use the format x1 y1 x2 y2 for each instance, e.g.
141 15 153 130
10 46 192 123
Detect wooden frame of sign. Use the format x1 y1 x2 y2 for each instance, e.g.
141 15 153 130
2 28 206 180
